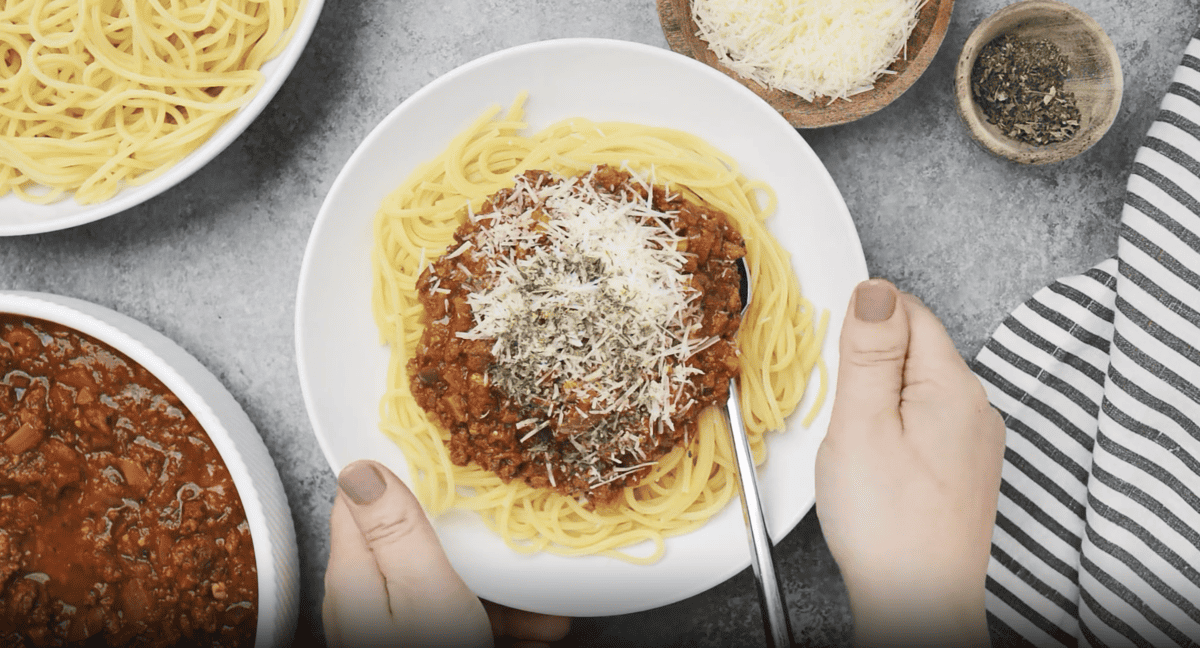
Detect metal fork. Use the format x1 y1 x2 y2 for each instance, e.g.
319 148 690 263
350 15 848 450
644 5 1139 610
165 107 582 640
725 257 793 648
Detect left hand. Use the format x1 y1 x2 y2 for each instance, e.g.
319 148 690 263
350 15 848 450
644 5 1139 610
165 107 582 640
323 459 571 647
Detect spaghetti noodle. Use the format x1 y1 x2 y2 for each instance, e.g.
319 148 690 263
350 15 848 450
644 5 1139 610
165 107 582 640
0 0 301 205
371 95 829 562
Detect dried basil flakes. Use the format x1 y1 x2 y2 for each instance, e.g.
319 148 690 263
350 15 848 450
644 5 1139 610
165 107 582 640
971 35 1081 145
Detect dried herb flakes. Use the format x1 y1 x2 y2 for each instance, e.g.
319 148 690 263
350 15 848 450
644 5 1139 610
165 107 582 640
971 35 1081 145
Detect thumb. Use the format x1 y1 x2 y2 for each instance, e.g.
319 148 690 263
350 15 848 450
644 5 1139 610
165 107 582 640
337 460 492 648
828 279 911 442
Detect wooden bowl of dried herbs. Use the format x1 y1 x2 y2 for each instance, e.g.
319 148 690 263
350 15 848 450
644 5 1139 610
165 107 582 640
954 0 1122 164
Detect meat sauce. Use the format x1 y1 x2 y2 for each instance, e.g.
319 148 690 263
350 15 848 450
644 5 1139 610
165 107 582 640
409 166 745 506
0 316 256 647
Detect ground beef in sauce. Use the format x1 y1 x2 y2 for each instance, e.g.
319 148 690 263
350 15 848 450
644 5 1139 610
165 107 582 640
0 316 257 647
409 166 745 506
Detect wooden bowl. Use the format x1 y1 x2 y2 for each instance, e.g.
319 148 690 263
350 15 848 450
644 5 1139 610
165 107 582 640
955 0 1123 164
657 0 956 129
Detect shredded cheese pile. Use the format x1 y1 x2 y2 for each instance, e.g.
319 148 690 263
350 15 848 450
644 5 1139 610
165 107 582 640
452 171 714 459
691 0 924 102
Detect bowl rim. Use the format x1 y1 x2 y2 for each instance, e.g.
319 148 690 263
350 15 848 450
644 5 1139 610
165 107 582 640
0 291 298 648
0 0 326 237
953 0 1124 164
657 0 957 128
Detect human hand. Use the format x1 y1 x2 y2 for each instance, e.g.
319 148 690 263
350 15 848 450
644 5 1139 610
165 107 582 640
815 279 1005 648
323 460 571 647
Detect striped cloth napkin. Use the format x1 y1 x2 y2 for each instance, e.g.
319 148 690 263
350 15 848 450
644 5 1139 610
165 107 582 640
973 31 1200 648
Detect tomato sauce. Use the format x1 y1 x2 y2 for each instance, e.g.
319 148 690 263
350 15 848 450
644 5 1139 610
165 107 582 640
409 167 744 506
0 316 257 647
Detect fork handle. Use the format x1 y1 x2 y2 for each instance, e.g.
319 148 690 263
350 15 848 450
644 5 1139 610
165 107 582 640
726 378 793 648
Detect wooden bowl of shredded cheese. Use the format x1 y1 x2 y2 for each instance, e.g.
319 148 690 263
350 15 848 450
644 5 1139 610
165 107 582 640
657 0 956 128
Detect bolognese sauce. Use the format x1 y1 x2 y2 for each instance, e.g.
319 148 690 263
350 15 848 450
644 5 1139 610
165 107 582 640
0 316 256 647
409 165 745 505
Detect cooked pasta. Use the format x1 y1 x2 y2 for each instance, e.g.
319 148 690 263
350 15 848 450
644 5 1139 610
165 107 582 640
0 0 301 205
371 94 829 563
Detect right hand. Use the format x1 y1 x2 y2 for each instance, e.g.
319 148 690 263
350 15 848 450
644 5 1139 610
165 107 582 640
815 279 1006 647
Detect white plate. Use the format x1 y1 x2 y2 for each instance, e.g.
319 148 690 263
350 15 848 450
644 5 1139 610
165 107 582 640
295 38 867 618
0 0 325 237
0 291 300 648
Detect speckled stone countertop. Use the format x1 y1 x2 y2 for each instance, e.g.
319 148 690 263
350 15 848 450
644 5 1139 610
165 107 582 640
1 0 1195 646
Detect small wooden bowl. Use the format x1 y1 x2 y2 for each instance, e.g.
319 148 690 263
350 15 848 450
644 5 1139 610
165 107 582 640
657 0 956 129
955 0 1123 164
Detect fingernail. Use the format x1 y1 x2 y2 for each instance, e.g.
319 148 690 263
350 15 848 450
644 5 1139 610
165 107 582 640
855 280 897 322
339 461 386 506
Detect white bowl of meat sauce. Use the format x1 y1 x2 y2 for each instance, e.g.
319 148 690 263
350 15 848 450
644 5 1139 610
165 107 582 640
0 292 298 647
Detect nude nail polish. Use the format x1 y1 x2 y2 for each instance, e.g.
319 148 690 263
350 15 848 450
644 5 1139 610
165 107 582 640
855 280 897 322
339 461 386 505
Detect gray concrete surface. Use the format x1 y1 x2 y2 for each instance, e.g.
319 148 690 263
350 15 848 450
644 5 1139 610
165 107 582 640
1 0 1194 645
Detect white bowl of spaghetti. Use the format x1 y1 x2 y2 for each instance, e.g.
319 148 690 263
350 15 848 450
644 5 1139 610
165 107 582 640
0 0 323 236
296 38 868 617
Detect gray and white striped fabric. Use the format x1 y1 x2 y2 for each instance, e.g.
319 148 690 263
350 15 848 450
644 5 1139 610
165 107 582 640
974 32 1200 648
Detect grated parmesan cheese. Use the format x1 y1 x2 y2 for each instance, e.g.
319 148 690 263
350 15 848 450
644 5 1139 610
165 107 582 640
459 169 712 436
691 0 924 102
